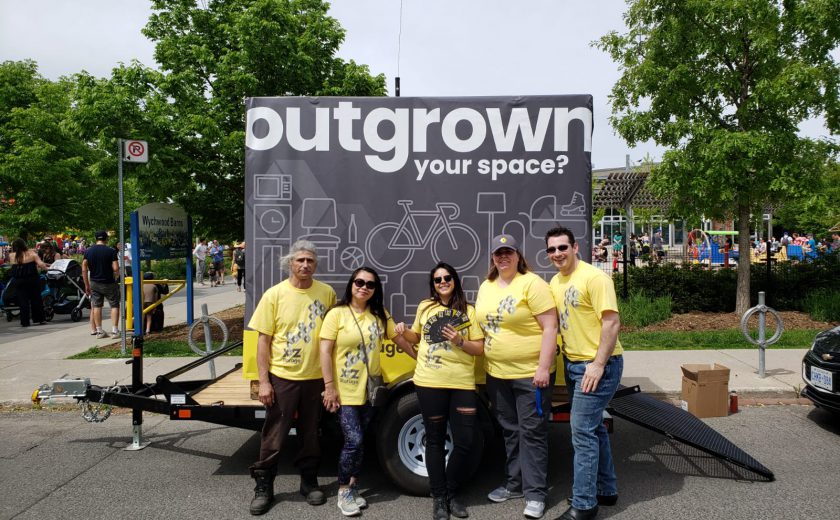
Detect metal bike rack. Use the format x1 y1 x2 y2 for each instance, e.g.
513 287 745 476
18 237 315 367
739 291 784 378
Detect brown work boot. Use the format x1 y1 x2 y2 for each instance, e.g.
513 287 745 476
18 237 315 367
249 469 274 515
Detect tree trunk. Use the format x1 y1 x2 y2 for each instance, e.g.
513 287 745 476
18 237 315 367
735 202 752 315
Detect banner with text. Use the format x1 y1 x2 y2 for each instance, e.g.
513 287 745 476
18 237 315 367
244 96 593 323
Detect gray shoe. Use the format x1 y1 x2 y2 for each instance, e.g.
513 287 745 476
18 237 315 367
337 488 361 517
487 486 524 503
349 484 367 509
110 331 120 339
523 500 545 519
96 331 108 339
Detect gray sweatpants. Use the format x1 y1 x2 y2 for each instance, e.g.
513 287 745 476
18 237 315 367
486 373 555 502
196 259 206 283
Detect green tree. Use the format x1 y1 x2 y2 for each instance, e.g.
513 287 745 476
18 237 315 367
134 0 386 240
0 61 130 240
597 0 840 313
774 162 840 234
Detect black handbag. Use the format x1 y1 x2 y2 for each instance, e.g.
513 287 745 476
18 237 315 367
350 309 389 407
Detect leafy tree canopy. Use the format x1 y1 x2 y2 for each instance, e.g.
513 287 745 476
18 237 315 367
597 0 839 312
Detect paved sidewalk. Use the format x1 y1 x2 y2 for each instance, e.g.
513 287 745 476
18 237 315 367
0 279 811 403
0 279 245 403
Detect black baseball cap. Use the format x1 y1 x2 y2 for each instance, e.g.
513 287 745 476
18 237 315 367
95 230 108 240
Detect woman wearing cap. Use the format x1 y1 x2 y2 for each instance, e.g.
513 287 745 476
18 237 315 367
319 267 415 517
475 234 557 520
394 262 485 520
9 238 48 327
38 239 63 266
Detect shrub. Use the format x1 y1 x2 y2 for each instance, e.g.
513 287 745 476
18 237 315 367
615 250 840 313
619 292 673 328
803 289 840 323
151 259 188 280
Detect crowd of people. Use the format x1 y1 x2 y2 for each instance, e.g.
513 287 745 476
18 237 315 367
247 229 623 520
192 238 246 291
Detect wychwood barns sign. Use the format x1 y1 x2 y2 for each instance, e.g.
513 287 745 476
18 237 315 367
135 203 189 261
244 96 593 323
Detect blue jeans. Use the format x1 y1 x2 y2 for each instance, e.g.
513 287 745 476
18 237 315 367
564 355 623 510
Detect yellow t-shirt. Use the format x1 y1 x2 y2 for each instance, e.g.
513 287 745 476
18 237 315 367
475 271 556 379
247 279 336 380
411 301 485 390
550 261 624 362
320 306 396 406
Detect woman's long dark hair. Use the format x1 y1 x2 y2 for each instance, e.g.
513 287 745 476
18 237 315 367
418 262 468 315
12 238 28 264
335 266 388 328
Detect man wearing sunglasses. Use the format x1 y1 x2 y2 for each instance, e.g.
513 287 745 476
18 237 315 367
545 227 623 520
247 240 336 515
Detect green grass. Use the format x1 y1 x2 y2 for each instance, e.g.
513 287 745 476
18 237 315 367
618 292 672 328
69 340 242 359
621 328 819 350
803 289 840 323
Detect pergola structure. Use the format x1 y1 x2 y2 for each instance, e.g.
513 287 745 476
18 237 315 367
592 166 669 211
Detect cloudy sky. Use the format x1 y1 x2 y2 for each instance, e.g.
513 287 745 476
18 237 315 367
1 0 833 169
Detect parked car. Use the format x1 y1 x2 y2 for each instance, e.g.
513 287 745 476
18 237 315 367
801 325 840 414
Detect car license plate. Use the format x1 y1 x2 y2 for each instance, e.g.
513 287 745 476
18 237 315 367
811 366 833 391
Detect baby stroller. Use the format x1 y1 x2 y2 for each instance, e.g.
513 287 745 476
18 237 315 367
45 259 89 322
0 265 54 322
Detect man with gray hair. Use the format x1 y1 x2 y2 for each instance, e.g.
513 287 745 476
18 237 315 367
247 241 336 515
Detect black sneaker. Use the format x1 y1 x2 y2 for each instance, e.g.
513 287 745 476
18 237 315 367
448 496 468 518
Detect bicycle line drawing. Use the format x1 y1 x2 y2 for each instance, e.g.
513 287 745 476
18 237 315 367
364 200 482 272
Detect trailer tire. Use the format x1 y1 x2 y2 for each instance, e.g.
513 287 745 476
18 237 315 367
376 390 485 496
70 308 82 322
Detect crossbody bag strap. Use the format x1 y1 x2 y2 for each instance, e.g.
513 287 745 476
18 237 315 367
348 308 371 370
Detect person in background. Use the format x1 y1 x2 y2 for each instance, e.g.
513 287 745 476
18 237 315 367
38 239 62 266
476 234 557 520
247 240 335 516
9 238 48 327
210 240 225 285
142 271 159 335
82 230 120 339
546 226 624 520
395 262 484 520
320 267 415 517
193 238 208 285
233 242 246 292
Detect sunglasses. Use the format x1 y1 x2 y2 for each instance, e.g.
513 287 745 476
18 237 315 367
353 278 376 290
546 244 571 254
433 275 453 284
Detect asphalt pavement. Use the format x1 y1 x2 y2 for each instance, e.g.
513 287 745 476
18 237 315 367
1 403 838 520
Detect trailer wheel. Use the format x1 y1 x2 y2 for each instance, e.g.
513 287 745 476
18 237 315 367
376 391 485 496
70 308 82 322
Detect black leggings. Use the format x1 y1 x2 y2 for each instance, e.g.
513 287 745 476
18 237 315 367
236 268 245 288
415 386 477 498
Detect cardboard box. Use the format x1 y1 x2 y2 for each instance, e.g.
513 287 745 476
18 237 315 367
680 363 730 418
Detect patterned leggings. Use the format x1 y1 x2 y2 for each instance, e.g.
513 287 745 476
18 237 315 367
338 405 374 485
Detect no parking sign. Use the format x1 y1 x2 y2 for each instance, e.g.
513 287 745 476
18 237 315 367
123 139 148 163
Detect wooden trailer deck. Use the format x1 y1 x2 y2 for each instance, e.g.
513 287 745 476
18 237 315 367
191 369 256 407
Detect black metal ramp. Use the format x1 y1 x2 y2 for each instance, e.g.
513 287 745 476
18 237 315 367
608 386 774 481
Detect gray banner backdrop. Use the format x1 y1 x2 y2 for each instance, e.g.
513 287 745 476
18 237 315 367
244 96 593 324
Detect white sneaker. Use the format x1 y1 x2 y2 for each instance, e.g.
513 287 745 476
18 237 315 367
350 485 367 509
96 331 108 339
110 331 120 339
523 500 545 519
337 488 361 517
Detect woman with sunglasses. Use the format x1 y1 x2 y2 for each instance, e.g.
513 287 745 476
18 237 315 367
474 234 557 520
395 262 485 520
319 267 415 517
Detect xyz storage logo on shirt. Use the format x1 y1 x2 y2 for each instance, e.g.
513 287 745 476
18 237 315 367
283 301 328 364
559 286 581 332
482 295 517 349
